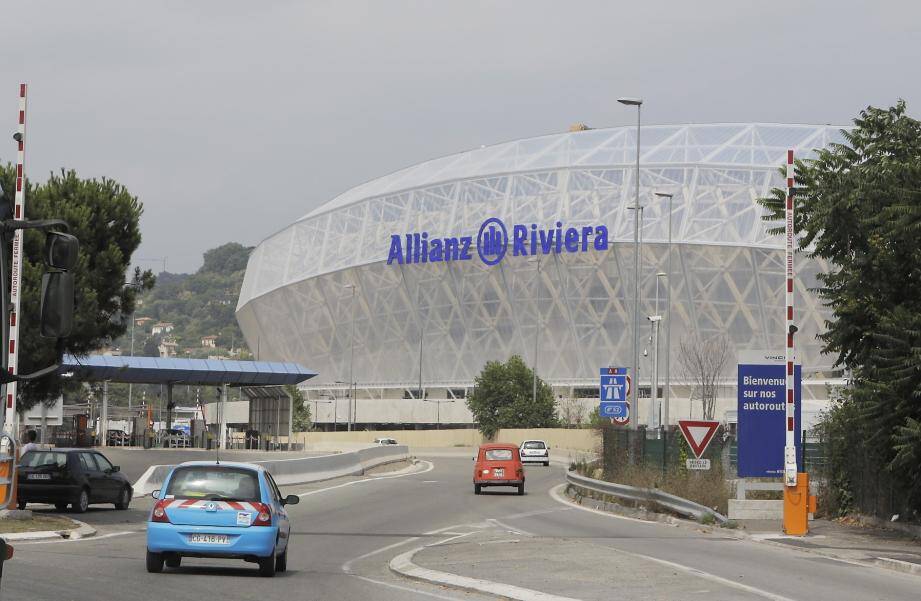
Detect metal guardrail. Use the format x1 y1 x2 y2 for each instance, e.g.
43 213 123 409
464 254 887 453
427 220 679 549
565 469 728 525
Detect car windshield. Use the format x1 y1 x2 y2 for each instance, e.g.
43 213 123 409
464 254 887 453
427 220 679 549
20 451 67 468
484 449 514 461
165 466 261 502
522 441 545 449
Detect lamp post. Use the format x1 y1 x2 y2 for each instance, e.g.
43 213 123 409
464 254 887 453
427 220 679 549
528 256 542 407
343 283 357 431
314 396 335 431
424 398 455 429
123 281 140 415
619 96 643 430
654 192 675 431
647 272 666 432
335 380 357 431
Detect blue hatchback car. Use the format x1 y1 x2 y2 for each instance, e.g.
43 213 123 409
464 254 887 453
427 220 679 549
146 461 299 577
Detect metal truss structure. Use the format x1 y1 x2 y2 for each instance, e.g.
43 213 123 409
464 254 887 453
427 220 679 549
237 123 843 391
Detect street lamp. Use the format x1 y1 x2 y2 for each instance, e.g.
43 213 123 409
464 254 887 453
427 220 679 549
619 96 643 430
343 283 357 431
647 272 666 432
335 380 357 431
423 398 455 429
315 395 335 431
528 256 542 407
654 192 675 432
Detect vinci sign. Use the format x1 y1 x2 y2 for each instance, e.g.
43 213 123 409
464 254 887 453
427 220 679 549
387 218 609 266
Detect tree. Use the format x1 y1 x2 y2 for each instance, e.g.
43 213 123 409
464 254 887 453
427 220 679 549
677 335 730 420
466 355 559 438
758 101 921 512
0 166 154 409
286 385 311 432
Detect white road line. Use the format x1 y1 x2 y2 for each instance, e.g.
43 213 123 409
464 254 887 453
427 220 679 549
342 523 465 573
425 532 476 547
550 483 799 601
498 506 572 520
486 518 534 537
352 574 469 601
297 460 434 498
593 543 800 601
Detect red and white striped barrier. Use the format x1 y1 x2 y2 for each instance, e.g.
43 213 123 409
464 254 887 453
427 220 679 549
5 83 27 431
784 149 797 487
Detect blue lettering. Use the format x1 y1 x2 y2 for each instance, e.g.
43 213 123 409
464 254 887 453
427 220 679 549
429 238 443 262
513 225 528 256
445 238 459 261
564 228 579 252
593 225 609 251
459 237 473 260
387 235 404 265
581 226 592 251
539 229 554 254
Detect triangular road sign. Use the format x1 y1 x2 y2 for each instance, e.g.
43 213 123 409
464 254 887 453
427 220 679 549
678 420 720 459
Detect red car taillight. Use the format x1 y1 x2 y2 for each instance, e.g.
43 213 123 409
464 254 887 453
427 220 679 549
151 499 171 523
252 502 272 526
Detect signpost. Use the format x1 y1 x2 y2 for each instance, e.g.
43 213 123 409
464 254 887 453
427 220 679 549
677 419 719 466
737 350 802 478
599 368 629 424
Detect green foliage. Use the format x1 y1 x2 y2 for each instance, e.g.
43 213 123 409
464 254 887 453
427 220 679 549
0 165 153 409
125 242 253 357
286 385 311 432
759 101 921 513
466 355 559 439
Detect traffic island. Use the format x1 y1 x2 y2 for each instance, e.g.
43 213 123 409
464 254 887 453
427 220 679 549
0 512 94 540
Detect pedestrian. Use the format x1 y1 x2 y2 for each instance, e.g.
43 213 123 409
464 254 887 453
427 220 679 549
20 430 39 456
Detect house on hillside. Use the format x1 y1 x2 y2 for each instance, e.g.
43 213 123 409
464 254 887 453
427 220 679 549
151 322 174 336
135 316 154 330
201 335 219 348
158 337 178 358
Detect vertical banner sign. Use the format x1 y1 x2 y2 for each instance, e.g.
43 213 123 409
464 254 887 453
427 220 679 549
737 350 802 478
5 84 27 431
599 367 628 420
784 149 797 487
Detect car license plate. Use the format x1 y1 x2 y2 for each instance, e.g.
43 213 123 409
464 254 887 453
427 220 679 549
494 468 504 478
27 473 51 480
188 534 230 545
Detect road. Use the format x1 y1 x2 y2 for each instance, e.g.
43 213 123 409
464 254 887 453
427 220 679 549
3 454 919 601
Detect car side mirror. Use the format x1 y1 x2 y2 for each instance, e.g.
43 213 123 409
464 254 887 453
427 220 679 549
151 489 160 499
283 495 300 506
111 466 120 472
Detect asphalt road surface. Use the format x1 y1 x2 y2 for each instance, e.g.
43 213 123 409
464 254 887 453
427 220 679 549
4 456 919 601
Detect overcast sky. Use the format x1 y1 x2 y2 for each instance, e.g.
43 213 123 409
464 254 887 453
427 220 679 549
2 1 919 273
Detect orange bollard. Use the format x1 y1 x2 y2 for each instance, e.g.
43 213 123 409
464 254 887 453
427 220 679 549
783 472 816 535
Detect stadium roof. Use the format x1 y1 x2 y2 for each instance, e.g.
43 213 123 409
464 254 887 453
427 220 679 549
59 355 317 386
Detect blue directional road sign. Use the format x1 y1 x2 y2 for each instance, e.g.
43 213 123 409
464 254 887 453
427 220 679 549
599 367 628 419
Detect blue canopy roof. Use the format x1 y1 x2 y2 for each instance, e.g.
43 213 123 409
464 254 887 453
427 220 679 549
60 355 317 386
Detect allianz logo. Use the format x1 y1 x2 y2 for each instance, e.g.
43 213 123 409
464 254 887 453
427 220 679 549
387 217 610 266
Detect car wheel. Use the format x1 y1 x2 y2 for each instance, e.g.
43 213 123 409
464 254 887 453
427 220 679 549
17 499 26 510
474 484 481 495
115 486 131 510
517 484 525 496
275 548 287 573
259 547 277 577
543 461 550 467
73 488 89 513
165 554 181 568
54 502 68 512
146 550 164 573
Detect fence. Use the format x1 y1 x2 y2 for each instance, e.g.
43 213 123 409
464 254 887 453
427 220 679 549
600 424 730 477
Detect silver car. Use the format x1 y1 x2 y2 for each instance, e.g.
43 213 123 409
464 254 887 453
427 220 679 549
519 440 550 466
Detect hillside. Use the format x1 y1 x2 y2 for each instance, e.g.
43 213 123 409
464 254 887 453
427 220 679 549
114 242 253 360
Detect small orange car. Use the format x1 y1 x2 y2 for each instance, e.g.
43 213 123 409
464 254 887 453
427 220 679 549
473 443 525 495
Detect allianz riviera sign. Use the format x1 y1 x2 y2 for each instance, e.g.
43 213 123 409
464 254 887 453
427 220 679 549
387 218 610 266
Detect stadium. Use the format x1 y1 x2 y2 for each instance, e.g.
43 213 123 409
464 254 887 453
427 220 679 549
236 123 844 429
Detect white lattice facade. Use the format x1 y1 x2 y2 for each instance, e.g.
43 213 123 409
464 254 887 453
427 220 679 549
237 123 843 424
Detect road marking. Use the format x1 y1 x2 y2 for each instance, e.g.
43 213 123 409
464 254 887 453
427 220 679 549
351 575 469 601
486 518 534 537
342 523 464 573
422 480 438 483
498 506 572 520
298 460 434 498
425 531 476 547
590 542 800 601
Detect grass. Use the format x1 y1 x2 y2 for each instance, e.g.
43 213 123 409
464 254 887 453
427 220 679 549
0 514 76 534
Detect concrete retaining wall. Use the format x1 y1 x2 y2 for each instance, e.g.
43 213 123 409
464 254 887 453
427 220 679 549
728 499 783 520
133 445 409 497
297 428 599 453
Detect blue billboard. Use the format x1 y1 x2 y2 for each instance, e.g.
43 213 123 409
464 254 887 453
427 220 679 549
737 359 802 478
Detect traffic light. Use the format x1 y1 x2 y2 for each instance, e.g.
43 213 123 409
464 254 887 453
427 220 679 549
39 232 79 339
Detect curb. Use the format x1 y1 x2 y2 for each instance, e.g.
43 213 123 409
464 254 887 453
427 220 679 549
0 518 96 541
390 544 582 601
873 557 921 576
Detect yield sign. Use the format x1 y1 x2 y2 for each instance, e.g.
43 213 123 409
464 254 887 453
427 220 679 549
678 420 720 459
